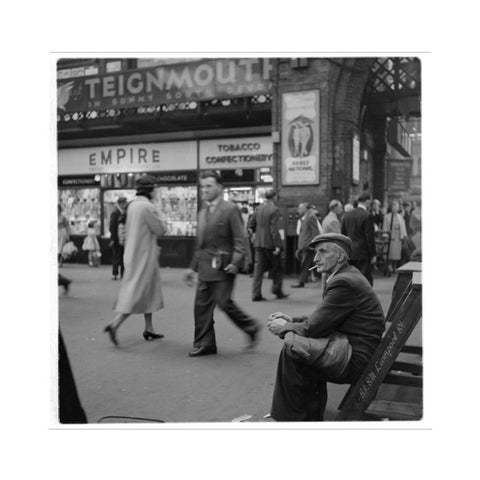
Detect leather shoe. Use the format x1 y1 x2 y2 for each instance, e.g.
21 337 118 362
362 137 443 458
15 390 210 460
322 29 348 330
188 345 217 357
291 283 304 288
252 296 267 302
274 293 289 299
245 323 262 350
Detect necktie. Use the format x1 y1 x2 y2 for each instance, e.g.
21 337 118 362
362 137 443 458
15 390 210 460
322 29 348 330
206 203 212 223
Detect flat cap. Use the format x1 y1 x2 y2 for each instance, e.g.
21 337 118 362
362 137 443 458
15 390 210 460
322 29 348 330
308 233 352 257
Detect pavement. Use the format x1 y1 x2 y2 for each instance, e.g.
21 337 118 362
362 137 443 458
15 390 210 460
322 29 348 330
58 264 422 424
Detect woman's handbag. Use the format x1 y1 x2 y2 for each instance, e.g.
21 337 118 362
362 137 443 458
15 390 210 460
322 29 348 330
61 241 78 260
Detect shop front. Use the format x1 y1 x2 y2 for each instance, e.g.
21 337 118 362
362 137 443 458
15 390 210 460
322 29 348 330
198 135 274 215
58 141 198 267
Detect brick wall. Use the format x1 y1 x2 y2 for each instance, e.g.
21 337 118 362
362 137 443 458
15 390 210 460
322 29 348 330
272 57 376 216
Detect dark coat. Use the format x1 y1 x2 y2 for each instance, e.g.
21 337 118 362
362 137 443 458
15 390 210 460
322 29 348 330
279 264 385 379
190 199 246 282
109 207 122 245
341 207 376 260
298 211 320 251
249 200 282 250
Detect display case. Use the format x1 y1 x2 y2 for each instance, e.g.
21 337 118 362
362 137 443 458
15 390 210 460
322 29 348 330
223 186 272 208
102 189 136 237
59 188 101 235
223 187 255 206
151 186 198 236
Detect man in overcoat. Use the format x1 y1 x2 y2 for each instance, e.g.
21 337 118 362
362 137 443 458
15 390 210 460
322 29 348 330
184 171 261 357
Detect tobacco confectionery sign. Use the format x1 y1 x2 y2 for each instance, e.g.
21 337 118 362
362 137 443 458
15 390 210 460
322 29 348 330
58 142 197 175
57 58 272 113
281 90 320 185
199 136 273 170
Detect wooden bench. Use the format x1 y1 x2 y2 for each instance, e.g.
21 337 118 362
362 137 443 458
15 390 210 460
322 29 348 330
336 270 422 421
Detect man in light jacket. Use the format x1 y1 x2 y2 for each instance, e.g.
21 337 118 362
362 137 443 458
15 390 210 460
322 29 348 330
267 233 385 421
322 199 343 234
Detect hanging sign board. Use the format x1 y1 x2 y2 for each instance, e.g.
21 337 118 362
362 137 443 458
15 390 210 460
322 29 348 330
387 159 413 191
58 141 197 175
352 134 360 185
281 90 320 185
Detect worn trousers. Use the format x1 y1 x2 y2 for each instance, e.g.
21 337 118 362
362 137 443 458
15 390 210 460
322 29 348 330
193 276 258 348
252 247 284 298
111 243 125 277
298 248 316 285
271 345 329 421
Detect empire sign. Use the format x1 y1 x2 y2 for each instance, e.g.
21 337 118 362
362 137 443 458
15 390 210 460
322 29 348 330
57 58 273 113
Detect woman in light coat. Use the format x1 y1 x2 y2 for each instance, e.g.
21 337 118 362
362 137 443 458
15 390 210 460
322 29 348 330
383 200 407 273
104 175 166 346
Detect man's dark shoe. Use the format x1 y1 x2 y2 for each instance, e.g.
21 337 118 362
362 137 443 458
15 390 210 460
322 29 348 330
274 293 289 299
291 283 304 288
245 323 262 350
188 346 217 357
252 296 267 302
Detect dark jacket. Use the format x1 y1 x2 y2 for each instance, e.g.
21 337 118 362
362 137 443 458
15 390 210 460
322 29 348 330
341 207 376 260
109 207 122 245
298 211 320 251
279 264 385 379
249 200 282 250
190 199 246 282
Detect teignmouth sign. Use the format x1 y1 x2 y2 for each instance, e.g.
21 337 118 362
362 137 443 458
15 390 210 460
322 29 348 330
57 58 273 113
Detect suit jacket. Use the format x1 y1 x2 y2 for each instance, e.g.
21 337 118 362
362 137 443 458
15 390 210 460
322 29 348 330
298 211 320 251
322 211 341 234
279 264 385 379
249 200 282 249
109 207 122 244
190 198 246 282
341 207 376 260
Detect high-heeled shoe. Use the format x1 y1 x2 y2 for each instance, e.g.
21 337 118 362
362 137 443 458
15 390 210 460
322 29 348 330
143 331 164 341
103 325 118 346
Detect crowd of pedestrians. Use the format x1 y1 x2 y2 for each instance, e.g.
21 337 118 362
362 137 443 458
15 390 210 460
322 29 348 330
58 173 421 422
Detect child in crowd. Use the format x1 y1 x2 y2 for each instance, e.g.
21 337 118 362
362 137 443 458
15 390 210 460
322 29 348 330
82 220 101 267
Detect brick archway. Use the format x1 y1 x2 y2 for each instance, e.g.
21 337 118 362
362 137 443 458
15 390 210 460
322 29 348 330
329 58 375 202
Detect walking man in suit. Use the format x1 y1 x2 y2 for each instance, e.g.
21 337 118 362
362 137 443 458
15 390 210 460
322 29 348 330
292 202 320 288
249 189 288 301
341 192 376 285
183 171 261 357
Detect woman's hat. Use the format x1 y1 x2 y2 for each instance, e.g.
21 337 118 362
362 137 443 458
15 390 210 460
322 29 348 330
135 174 157 188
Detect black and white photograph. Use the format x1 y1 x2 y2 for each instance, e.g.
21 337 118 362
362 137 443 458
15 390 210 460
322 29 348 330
56 56 423 424
5 3 479 479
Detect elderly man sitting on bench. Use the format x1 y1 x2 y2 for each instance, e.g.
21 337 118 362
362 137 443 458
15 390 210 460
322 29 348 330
267 233 385 421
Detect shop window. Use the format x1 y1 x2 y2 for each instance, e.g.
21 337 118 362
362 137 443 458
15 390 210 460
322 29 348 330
152 186 198 236
59 188 101 235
